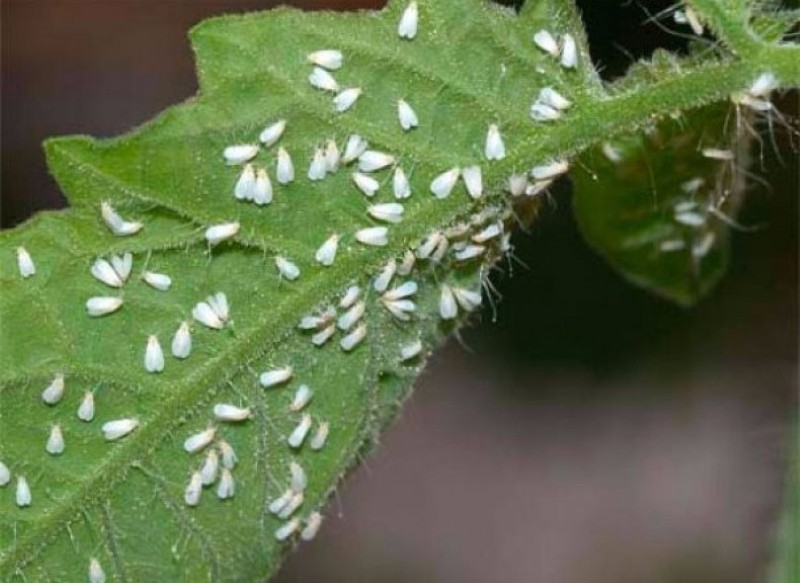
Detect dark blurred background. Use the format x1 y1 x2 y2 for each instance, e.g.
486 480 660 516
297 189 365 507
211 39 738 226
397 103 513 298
2 1 797 582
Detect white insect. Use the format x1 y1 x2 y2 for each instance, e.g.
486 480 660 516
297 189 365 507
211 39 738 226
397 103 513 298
681 177 705 194
110 252 133 281
324 139 340 173
339 285 361 309
223 144 259 165
260 366 293 388
275 518 301 541
601 142 623 163
530 102 561 122
397 250 415 275
307 49 343 70
439 284 458 320
253 169 273 205
701 148 735 161
298 305 334 332
86 296 124 317
508 174 528 197
71 398 95 432
352 172 380 197
358 151 395 173
533 29 560 57
217 468 235 500
454 244 486 261
430 168 460 199
693 232 716 259
184 471 203 507
748 72 778 98
269 489 294 515
337 300 365 331
355 226 389 247
0 461 9 487
301 512 324 541
259 119 287 147
204 222 240 246
275 256 300 281
485 124 506 161
397 99 419 130
78 391 94 422
501 232 513 254
144 335 165 373
16 476 31 507
42 374 65 405
373 259 397 293
340 323 366 352
444 222 471 239
192 292 229 330
143 271 171 291
342 134 368 164
278 491 305 519
560 33 578 68
674 7 704 36
453 287 482 312
102 418 139 441
431 236 450 263
538 87 572 110
382 298 416 321
400 339 423 361
213 403 252 422
393 167 411 199
316 234 340 267
171 321 192 359
472 222 503 243
333 87 362 113
674 200 699 213
46 424 65 455
89 558 106 583
100 201 143 236
183 427 217 454
462 166 483 199
308 148 328 181
16 247 35 278
288 413 313 448
310 421 330 451
276 147 295 184
90 258 124 288
234 164 256 201
290 385 314 412
531 159 569 180
308 66 339 92
368 202 405 224
526 179 553 197
382 280 418 301
398 1 419 39
290 462 307 492
416 231 444 259
200 449 219 485
660 239 686 253
219 440 237 469
675 211 706 228
311 324 336 346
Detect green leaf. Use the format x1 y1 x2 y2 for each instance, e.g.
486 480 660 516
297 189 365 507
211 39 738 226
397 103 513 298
571 102 738 305
1 0 799 580
570 0 800 305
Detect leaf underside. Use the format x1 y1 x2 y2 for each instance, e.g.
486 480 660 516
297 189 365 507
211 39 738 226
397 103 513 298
1 0 798 580
572 101 738 306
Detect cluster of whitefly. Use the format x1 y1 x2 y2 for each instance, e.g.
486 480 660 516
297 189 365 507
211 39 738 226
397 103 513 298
6 0 785 567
